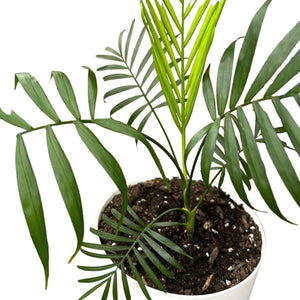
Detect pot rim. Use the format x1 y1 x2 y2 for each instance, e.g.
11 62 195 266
96 179 266 298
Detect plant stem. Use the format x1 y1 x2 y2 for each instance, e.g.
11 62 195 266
185 168 223 239
180 1 190 211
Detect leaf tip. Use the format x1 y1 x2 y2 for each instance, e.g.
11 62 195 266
14 73 21 89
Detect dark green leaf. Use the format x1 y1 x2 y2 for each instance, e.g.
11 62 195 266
16 135 49 288
147 229 190 257
118 30 126 58
141 63 155 87
121 264 131 300
127 256 152 300
133 247 165 291
51 71 81 119
90 228 133 243
103 73 132 81
110 95 143 116
131 27 146 69
80 248 124 260
15 72 60 122
217 40 237 115
125 20 135 62
215 144 226 161
82 242 130 252
202 65 216 120
237 107 290 221
145 76 159 94
104 85 137 100
218 168 226 189
82 67 98 119
201 119 221 186
254 102 300 206
264 49 300 97
46 126 84 262
127 103 147 126
101 277 112 300
111 208 144 232
102 214 140 236
150 221 183 228
113 272 118 300
79 280 108 300
245 21 300 102
94 118 169 189
284 82 300 98
104 47 121 57
97 65 127 71
143 234 182 269
127 206 145 227
137 240 174 279
272 98 300 155
295 95 300 106
230 0 271 109
136 48 152 78
212 157 225 167
185 123 212 161
78 272 113 283
0 109 32 130
75 121 128 232
96 54 123 62
224 114 253 208
77 264 117 272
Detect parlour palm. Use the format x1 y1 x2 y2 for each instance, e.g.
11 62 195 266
0 0 299 299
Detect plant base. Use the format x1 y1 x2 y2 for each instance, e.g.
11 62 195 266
98 178 265 299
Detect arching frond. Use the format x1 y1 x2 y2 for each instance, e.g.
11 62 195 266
78 207 189 300
197 0 300 220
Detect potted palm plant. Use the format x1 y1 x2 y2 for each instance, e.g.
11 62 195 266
1 0 299 299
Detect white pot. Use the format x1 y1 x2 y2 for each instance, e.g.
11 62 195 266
97 183 265 300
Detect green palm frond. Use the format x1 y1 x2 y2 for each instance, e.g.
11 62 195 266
78 207 189 300
196 0 300 221
97 20 184 132
141 0 226 129
6 68 177 286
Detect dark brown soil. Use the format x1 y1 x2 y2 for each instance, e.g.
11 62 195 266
98 177 262 296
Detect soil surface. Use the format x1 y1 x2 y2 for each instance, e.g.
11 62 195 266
98 177 262 296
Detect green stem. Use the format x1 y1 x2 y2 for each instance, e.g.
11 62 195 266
185 168 223 239
148 207 187 227
19 119 79 135
18 118 186 184
180 1 190 211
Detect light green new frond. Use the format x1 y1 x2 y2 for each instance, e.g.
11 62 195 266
184 0 210 46
185 0 225 126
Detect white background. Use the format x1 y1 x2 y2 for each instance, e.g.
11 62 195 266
0 0 299 299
